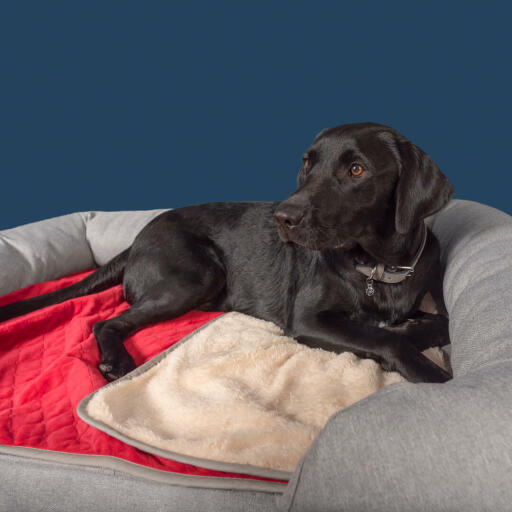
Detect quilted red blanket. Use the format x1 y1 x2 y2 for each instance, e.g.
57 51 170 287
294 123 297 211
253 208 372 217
0 271 285 483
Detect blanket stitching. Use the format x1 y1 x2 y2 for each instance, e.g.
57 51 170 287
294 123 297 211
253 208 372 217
6 340 21 443
75 296 120 448
64 309 86 448
39 331 48 448
75 299 104 446
75 307 101 448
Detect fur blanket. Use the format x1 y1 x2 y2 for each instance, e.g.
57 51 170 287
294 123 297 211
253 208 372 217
85 311 449 472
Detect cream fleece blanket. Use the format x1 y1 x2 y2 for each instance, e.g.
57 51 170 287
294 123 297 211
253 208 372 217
86 311 449 472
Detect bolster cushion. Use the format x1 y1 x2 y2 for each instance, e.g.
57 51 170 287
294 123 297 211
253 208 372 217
0 209 167 295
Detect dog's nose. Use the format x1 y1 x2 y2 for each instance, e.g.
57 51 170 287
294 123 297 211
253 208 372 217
274 206 305 229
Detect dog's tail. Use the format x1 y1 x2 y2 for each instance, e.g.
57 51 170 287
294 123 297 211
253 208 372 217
0 248 130 323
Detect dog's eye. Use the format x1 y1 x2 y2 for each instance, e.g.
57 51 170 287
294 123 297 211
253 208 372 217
349 164 365 177
302 157 312 170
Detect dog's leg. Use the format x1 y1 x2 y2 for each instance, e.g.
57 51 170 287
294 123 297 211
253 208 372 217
94 289 221 381
382 312 450 352
93 263 225 382
290 313 452 383
92 296 189 382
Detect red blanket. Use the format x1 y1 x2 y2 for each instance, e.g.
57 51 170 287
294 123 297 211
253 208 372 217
0 271 286 483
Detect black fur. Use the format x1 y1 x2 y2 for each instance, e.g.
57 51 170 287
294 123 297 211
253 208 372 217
0 123 454 383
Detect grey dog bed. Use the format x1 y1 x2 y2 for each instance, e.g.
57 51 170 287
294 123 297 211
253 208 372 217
1 199 512 512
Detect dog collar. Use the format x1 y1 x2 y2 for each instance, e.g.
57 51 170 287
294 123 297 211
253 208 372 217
355 221 428 296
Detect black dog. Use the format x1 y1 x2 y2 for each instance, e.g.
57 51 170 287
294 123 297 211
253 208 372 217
0 123 454 383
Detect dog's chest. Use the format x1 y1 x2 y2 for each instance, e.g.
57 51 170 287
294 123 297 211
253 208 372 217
319 265 418 326
361 278 416 325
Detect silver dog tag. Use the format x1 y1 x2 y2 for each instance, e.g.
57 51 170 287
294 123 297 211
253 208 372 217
365 266 377 296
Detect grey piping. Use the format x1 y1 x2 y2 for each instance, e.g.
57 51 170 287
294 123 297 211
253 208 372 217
0 445 286 493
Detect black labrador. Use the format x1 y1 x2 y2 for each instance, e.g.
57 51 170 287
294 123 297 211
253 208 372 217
0 123 454 383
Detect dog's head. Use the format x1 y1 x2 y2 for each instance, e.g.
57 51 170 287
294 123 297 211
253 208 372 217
274 123 454 250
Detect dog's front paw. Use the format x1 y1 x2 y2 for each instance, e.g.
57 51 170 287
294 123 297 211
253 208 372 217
98 355 136 382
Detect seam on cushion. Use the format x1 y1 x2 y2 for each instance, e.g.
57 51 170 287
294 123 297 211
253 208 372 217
471 357 512 372
456 356 512 377
6 211 94 257
283 458 305 512
0 237 29 291
82 210 116 266
79 211 93 226
81 209 171 267
79 211 98 266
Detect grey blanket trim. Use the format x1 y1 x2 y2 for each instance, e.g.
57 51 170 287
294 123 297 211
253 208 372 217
0 445 286 494
77 315 293 482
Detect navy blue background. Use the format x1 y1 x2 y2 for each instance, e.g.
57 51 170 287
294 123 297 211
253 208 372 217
1 1 511 230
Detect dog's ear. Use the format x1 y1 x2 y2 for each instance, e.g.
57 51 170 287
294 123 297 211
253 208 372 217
394 139 454 234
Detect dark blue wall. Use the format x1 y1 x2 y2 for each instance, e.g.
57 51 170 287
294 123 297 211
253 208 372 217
1 1 511 229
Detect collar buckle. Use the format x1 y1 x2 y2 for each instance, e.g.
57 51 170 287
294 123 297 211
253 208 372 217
391 265 414 277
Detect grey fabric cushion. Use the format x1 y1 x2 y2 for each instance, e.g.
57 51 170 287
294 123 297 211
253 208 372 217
0 212 95 295
84 209 167 265
0 209 167 295
432 201 512 374
0 453 279 512
278 200 512 512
